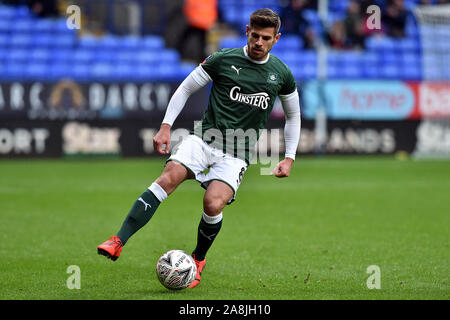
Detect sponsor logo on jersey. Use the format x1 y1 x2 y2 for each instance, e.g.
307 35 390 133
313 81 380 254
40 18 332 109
229 86 270 110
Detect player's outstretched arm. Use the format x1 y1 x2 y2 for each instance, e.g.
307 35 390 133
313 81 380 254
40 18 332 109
272 89 301 178
155 65 212 155
160 65 212 127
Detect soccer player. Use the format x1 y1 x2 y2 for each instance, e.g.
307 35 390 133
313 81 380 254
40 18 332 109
97 8 301 288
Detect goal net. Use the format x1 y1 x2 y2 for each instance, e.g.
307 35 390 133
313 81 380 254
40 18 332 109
413 4 450 81
412 4 450 159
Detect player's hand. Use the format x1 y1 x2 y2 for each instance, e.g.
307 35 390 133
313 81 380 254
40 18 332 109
153 123 171 155
270 158 294 178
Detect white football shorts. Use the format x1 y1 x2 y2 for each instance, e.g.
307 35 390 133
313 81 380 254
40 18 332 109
167 134 247 204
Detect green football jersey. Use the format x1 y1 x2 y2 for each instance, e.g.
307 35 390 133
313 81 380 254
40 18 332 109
191 47 297 163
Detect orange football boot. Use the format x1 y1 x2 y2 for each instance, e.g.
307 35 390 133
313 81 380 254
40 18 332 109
188 254 206 288
97 236 123 261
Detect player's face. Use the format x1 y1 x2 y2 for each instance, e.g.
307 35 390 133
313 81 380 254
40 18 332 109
246 25 280 61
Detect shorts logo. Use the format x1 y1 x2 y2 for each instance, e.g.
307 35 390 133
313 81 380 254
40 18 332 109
237 166 246 186
229 86 270 110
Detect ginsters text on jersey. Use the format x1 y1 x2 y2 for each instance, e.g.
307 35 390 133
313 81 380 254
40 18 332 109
229 86 270 110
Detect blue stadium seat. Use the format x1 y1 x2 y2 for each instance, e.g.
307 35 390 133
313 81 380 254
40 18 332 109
0 62 5 79
380 64 400 78
362 65 380 79
401 52 420 65
269 47 284 57
326 11 346 26
115 50 136 62
341 65 362 78
10 34 33 48
97 35 122 50
0 20 11 33
276 51 298 65
155 64 179 80
71 63 91 80
160 49 180 63
95 49 117 62
381 52 401 64
405 13 419 37
26 62 49 79
11 19 35 33
53 18 72 33
0 48 6 62
121 36 141 50
219 36 245 49
362 52 380 65
222 7 239 25
49 63 71 79
79 36 101 50
134 64 154 80
72 49 95 63
179 62 197 77
302 9 320 23
5 49 28 62
277 35 303 50
365 36 396 52
91 62 116 80
141 36 165 49
52 34 76 48
289 65 304 79
326 51 339 64
0 5 16 20
329 0 350 14
398 38 420 52
116 64 135 80
29 48 52 62
298 50 317 64
239 7 255 28
326 64 339 79
402 65 421 80
51 49 73 63
32 33 54 47
0 34 9 47
14 5 32 19
135 50 159 63
303 63 317 79
34 19 57 33
3 62 25 79
340 52 363 65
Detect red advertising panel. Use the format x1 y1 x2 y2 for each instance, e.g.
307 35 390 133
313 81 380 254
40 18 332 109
418 82 450 118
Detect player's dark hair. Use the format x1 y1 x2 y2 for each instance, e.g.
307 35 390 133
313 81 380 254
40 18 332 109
249 8 281 34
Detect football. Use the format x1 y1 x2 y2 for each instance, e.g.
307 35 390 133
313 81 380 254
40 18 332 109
156 250 197 290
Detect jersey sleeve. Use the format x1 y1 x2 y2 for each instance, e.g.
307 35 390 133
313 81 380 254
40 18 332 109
278 66 297 96
199 50 225 81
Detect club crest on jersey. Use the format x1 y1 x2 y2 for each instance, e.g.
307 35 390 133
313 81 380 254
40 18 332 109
267 72 278 84
229 86 270 110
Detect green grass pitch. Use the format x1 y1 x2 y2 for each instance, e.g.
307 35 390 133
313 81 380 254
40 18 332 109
0 156 449 300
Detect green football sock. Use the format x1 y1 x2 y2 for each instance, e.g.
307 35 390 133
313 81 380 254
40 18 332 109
192 212 223 261
116 188 161 245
